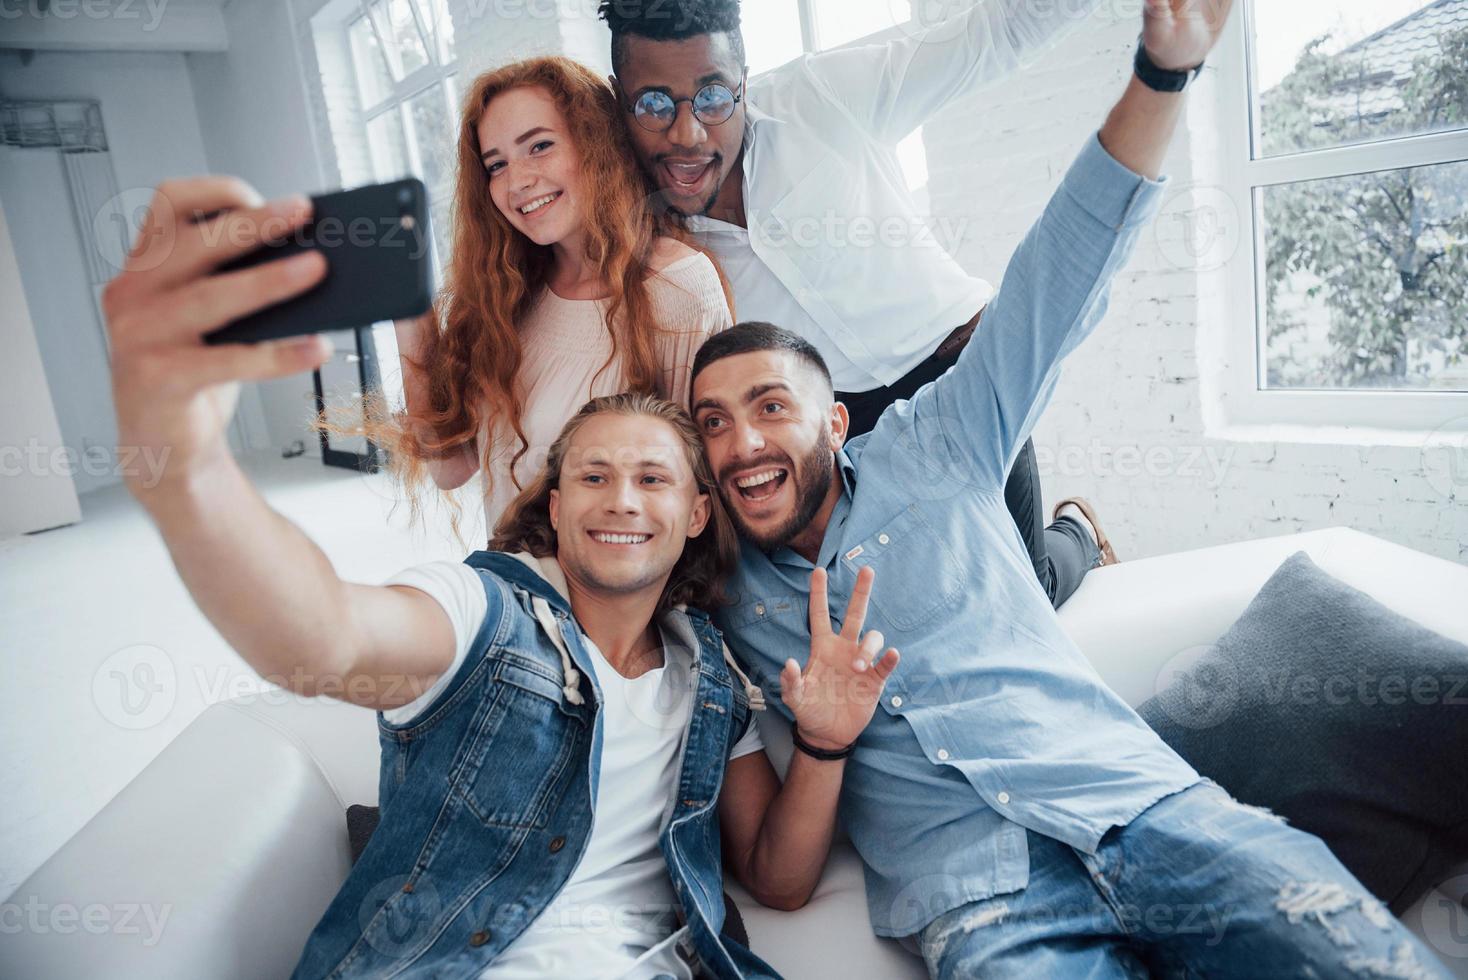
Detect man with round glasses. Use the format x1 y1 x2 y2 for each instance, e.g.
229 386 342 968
600 0 1119 612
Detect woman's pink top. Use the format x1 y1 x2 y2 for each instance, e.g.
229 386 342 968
479 249 732 530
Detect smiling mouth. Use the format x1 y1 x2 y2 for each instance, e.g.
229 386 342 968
660 159 715 193
589 530 652 545
732 467 788 504
518 191 562 216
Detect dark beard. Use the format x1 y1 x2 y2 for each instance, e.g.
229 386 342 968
726 430 835 553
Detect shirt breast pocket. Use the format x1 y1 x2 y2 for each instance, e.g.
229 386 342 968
764 153 862 272
843 505 966 632
451 655 585 830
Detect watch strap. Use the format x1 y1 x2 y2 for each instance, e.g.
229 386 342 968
1133 37 1204 92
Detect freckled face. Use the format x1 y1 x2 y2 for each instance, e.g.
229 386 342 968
477 86 585 247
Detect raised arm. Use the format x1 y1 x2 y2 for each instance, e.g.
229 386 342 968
107 177 460 710
917 0 1234 488
797 0 1105 145
394 312 480 491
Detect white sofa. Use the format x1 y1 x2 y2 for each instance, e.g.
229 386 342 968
6 527 1467 978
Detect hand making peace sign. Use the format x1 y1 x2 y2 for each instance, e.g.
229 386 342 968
780 565 901 754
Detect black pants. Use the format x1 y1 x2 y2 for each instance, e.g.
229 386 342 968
837 345 1101 609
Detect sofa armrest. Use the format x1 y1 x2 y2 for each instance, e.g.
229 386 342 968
3 701 353 979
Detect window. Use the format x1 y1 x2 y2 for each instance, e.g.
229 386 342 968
310 0 458 419
314 0 458 276
1216 0 1468 434
741 0 929 204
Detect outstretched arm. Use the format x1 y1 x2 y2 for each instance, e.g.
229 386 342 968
718 567 899 910
917 0 1235 488
108 177 459 710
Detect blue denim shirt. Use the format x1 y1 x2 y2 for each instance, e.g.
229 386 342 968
715 133 1202 938
291 552 778 979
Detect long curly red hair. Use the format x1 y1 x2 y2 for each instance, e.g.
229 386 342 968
385 56 719 530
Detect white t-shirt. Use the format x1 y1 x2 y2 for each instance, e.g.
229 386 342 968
382 561 764 979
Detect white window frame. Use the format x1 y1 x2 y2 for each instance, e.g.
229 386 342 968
1212 4 1468 441
348 2 457 271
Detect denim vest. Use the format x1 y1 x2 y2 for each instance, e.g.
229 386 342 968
290 551 779 979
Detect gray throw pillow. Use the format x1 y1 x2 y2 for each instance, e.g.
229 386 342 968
1138 551 1468 914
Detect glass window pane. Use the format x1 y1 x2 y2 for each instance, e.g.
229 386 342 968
348 15 392 109
1260 159 1468 392
405 82 455 197
811 0 911 50
385 0 430 76
366 108 410 183
366 0 429 81
1253 1 1468 157
415 0 455 65
740 0 805 75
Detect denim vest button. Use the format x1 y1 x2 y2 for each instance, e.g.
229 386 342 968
548 835 566 853
469 930 491 947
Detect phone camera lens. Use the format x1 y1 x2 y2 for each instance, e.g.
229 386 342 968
397 187 412 206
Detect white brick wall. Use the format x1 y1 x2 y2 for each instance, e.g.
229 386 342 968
922 7 1468 565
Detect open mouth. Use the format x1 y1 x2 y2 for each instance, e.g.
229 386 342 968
732 467 789 504
518 191 562 217
588 530 652 546
660 159 715 196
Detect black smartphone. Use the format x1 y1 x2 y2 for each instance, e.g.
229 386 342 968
204 178 434 346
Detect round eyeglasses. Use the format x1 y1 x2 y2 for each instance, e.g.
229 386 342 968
627 81 744 133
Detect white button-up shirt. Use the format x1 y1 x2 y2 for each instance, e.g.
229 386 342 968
686 0 1100 391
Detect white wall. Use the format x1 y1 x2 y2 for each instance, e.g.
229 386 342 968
0 198 82 535
921 7 1468 565
0 49 258 494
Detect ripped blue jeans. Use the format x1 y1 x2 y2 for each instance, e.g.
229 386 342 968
918 779 1453 979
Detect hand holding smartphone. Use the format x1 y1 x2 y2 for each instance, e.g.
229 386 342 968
204 178 435 346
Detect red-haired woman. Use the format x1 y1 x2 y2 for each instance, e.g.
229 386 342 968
391 56 732 533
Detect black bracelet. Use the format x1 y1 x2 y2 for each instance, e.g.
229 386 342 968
1133 37 1204 93
791 724 857 761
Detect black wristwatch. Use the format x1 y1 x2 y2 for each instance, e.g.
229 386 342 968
1133 37 1205 92
791 724 857 761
